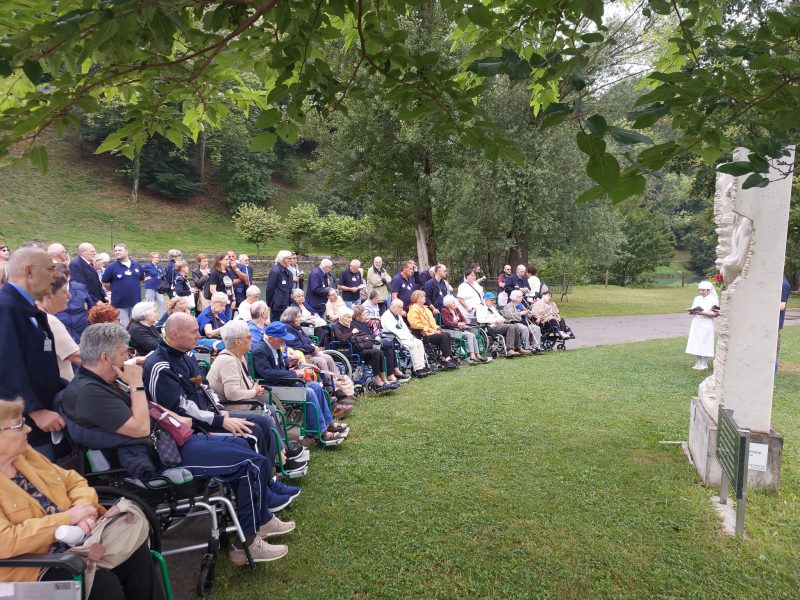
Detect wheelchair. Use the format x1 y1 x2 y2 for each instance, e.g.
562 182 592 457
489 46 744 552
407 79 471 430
538 319 574 351
476 325 508 359
410 328 460 371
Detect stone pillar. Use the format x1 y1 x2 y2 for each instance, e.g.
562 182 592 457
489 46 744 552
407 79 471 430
688 146 795 490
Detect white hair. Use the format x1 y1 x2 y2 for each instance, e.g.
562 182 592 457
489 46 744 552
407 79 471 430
220 319 250 347
168 249 182 259
239 254 249 261
210 291 229 304
246 285 260 298
275 250 292 263
250 301 268 319
96 252 110 262
339 307 354 318
320 258 333 268
131 301 156 322
291 288 305 299
443 294 457 307
509 290 523 301
390 298 404 309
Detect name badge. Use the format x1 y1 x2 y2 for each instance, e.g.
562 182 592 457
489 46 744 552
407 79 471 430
281 280 287 285
43 338 53 352
124 270 132 276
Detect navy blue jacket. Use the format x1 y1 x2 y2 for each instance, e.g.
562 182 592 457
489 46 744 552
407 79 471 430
68 256 104 302
142 262 163 291
265 263 293 317
252 340 302 385
174 274 191 298
163 260 177 288
306 267 333 316
423 278 448 310
57 280 95 344
504 274 529 296
284 322 316 355
0 283 62 446
234 262 253 300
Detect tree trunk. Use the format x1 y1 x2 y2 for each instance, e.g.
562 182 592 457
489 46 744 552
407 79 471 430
131 152 140 204
415 146 436 270
198 128 207 188
415 220 433 271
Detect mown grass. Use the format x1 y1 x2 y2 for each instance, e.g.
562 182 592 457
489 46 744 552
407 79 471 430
209 328 800 599
562 284 696 317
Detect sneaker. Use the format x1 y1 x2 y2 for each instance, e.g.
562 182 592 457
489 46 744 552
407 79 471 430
286 441 305 460
267 491 294 512
478 355 490 362
270 478 301 498
258 516 296 538
413 368 430 378
396 374 412 382
386 382 401 389
229 538 288 565
283 457 309 472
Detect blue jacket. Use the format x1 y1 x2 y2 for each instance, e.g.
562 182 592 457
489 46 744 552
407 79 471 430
174 274 191 298
504 274 529 296
284 322 316 355
197 306 229 336
234 262 253 298
56 280 95 344
68 256 104 302
0 283 62 446
423 278 448 310
251 340 302 385
306 267 333 316
142 262 163 291
143 341 225 429
265 263 293 316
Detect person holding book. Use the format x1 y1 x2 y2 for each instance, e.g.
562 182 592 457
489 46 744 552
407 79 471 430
685 280 719 370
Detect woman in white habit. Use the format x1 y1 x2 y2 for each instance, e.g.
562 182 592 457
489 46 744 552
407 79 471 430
685 280 719 370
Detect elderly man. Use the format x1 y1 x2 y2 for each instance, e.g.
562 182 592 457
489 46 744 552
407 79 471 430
390 260 417 311
305 258 334 317
47 242 69 265
338 259 365 308
142 252 165 316
476 292 529 358
366 256 392 313
502 290 544 353
423 264 449 314
62 323 295 565
380 298 430 377
69 242 104 302
236 285 261 321
101 243 144 327
55 263 96 344
504 264 531 297
288 253 304 290
265 250 293 322
0 247 63 458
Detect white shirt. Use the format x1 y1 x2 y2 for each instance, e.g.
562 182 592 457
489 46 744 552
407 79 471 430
476 304 504 325
381 310 413 342
457 281 484 310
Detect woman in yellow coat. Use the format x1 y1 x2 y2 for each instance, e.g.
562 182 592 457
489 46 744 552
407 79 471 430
406 290 459 369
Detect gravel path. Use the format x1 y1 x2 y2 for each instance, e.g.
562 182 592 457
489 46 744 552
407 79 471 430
567 309 800 349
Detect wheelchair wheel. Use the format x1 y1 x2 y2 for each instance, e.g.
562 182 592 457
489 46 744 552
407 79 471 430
475 328 489 358
556 342 567 351
197 552 217 597
323 349 352 379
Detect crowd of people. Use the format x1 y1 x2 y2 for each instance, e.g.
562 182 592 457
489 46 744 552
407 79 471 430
0 239 573 594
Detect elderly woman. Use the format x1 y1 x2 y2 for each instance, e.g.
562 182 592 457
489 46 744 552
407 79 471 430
407 290 458 369
156 295 190 328
441 294 486 364
290 288 328 345
380 299 429 377
0 398 165 598
37 275 81 380
325 288 346 323
192 253 211 311
502 290 544 352
280 307 337 374
352 305 409 383
195 292 230 351
362 290 382 319
126 301 161 355
332 309 397 390
685 280 719 370
247 301 270 350
529 290 573 340
236 286 261 321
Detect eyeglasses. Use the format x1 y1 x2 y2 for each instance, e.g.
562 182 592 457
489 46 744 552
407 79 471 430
1 418 25 432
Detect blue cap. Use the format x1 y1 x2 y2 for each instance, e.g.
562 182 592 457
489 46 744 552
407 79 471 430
264 321 296 341
483 292 496 300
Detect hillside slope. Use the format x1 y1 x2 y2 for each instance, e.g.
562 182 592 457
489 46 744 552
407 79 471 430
0 135 309 256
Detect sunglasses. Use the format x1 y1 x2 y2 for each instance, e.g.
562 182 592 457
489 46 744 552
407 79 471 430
1 418 25 432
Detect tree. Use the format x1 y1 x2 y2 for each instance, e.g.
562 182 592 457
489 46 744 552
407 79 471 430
315 213 364 257
232 203 281 258
1 0 795 205
609 206 675 285
284 203 320 254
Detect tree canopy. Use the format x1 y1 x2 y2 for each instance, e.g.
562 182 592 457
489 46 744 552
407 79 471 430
0 0 797 203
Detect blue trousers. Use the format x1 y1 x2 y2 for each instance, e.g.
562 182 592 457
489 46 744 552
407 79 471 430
207 411 280 465
178 434 273 535
305 381 333 432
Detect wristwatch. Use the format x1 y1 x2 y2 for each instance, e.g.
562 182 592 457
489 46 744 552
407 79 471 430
133 386 146 392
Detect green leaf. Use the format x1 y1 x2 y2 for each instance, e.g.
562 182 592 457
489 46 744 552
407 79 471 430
580 32 604 43
636 141 680 170
607 126 653 145
748 153 770 173
716 161 753 176
699 147 721 164
576 185 606 203
570 65 588 91
607 168 646 202
249 131 277 152
466 4 493 27
164 127 185 149
627 103 669 129
648 0 672 15
585 114 607 137
22 59 44 84
255 108 282 129
28 145 48 172
742 173 769 189
587 151 620 187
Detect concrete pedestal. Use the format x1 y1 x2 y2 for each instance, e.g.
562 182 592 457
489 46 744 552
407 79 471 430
688 396 784 490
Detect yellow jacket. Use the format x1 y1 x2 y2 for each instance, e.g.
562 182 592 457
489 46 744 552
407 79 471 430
407 303 440 336
0 447 101 582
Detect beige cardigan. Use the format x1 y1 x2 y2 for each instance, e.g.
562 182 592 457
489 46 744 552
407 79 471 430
206 349 259 402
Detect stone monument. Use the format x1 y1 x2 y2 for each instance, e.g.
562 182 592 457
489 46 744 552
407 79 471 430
688 146 795 490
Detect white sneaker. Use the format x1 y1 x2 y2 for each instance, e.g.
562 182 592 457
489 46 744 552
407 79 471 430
229 538 288 565
258 516 296 538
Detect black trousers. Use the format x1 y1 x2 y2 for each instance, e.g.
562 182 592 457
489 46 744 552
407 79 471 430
424 332 452 358
42 543 165 600
359 347 386 375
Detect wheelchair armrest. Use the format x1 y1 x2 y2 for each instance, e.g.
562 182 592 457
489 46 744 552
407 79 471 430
268 386 308 402
220 399 266 410
0 552 86 576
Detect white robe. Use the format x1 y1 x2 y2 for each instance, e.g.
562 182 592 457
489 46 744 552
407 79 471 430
685 294 717 357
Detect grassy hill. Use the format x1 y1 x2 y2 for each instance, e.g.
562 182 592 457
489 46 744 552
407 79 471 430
0 135 315 256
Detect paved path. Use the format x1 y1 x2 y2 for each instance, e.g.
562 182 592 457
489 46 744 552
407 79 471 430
568 309 800 349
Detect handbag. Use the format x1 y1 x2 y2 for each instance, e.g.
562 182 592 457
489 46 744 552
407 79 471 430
151 426 182 467
68 498 150 596
148 403 192 445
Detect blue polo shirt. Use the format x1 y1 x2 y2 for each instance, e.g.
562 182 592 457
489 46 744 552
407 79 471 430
423 278 448 310
102 260 144 308
339 269 363 302
779 276 790 329
142 262 163 291
391 273 416 310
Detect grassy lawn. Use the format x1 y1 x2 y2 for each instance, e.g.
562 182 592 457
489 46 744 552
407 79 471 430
209 328 800 599
561 284 697 317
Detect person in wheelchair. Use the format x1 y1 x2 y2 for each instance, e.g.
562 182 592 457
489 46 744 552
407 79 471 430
61 324 296 566
353 305 410 383
502 290 545 353
381 299 430 377
252 322 350 441
530 290 574 340
289 289 329 347
127 301 161 356
475 292 530 357
407 290 459 369
325 288 347 323
196 292 230 351
441 295 488 364
333 309 399 390
0 399 166 598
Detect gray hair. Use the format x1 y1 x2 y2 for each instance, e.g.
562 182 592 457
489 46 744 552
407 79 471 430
291 288 305 300
245 285 261 298
280 306 301 323
220 320 250 347
443 294 457 307
168 249 182 259
320 258 333 268
275 250 292 263
239 254 249 261
210 291 229 304
509 290 523 301
339 307 354 318
6 247 47 279
130 301 156 322
81 324 130 365
390 298 404 309
250 301 268 320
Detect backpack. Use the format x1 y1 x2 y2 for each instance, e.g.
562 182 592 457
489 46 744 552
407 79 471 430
156 270 173 295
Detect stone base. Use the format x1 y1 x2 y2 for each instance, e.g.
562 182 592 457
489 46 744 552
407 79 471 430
688 396 784 490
